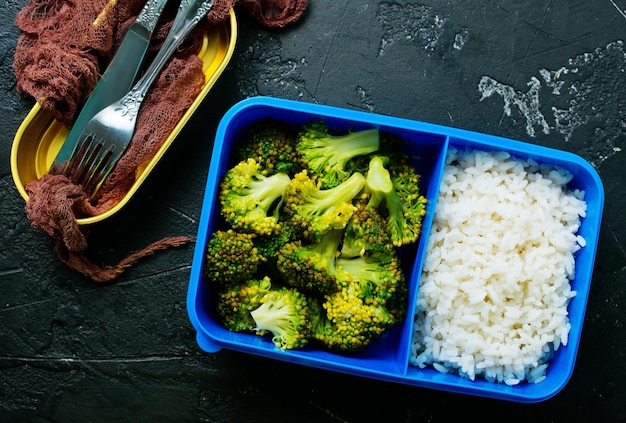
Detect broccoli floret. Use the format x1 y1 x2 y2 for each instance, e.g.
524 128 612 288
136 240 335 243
219 158 291 236
340 199 393 257
251 220 297 280
215 276 273 332
297 121 380 188
250 286 312 350
284 170 365 241
313 283 396 353
381 274 409 325
308 299 342 349
238 118 301 175
203 229 266 285
253 217 296 258
276 229 343 296
335 251 405 307
365 156 427 247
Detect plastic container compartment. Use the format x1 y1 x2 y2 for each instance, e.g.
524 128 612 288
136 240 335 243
186 96 604 403
10 10 237 225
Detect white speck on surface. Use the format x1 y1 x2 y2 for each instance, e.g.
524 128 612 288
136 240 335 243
376 3 447 57
236 35 309 100
539 67 568 95
453 28 469 50
478 41 625 165
478 76 550 137
355 86 375 112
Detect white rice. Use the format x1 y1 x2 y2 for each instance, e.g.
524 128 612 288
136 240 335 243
409 147 587 385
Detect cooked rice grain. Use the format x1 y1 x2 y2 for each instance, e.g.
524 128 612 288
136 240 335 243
410 147 587 384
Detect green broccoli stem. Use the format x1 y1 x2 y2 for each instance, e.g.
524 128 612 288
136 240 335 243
249 172 292 217
250 300 292 333
327 128 380 164
313 229 344 274
336 256 384 282
339 242 363 258
365 156 404 216
310 172 366 210
365 156 393 205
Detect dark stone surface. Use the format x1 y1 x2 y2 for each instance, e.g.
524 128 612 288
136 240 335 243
1 1 625 421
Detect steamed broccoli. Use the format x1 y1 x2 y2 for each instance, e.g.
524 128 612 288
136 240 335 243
215 276 272 332
335 251 405 307
365 156 427 247
219 158 291 236
312 282 397 353
238 118 301 176
276 229 343 296
297 121 380 188
340 199 393 258
206 118 427 354
203 229 266 285
253 219 296 262
284 170 366 241
250 286 313 350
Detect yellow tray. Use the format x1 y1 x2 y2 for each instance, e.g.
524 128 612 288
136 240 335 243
11 9 237 225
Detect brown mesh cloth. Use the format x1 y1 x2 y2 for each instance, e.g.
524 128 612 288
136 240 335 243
14 0 307 283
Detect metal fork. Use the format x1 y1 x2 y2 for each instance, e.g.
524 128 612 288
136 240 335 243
63 0 215 196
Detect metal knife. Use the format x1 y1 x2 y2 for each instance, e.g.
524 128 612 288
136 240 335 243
51 0 170 173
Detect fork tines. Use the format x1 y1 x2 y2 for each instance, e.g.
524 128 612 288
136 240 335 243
64 135 115 196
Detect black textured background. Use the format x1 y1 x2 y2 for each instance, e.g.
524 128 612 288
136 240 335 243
1 1 625 422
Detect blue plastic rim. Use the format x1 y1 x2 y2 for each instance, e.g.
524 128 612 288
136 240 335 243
187 96 604 403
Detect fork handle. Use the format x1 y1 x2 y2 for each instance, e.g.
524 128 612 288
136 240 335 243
116 0 215 119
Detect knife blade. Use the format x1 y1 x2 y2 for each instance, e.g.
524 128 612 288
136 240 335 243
51 0 170 173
